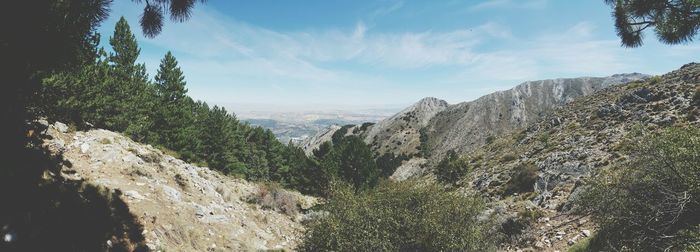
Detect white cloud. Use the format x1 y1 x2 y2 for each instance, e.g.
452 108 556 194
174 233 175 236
101 2 656 106
469 0 548 11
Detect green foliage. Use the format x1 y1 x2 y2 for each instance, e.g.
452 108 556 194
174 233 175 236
434 150 470 185
359 122 375 131
567 239 590 252
152 51 199 159
503 163 538 196
418 127 430 157
648 75 662 85
605 0 700 47
376 152 408 178
576 126 700 251
299 180 496 251
313 141 332 159
500 153 518 163
320 136 379 192
2 2 203 251
331 124 354 145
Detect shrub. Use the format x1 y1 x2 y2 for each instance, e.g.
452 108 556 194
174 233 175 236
500 207 545 240
359 122 375 131
648 75 662 85
434 150 470 185
500 153 518 163
503 163 538 196
418 127 430 157
299 180 496 251
247 183 299 216
320 136 379 192
331 124 354 145
575 126 700 251
485 135 496 144
376 153 407 178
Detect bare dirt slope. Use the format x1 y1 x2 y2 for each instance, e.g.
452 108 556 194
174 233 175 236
43 123 316 251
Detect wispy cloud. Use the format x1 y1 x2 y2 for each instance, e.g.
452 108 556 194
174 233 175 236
371 0 404 18
469 0 548 11
100 1 661 106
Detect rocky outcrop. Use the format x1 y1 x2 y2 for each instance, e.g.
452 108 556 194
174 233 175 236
462 63 700 251
423 73 648 163
364 97 449 157
300 125 341 156
42 124 316 251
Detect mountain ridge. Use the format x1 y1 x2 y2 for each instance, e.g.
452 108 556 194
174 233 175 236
301 72 649 180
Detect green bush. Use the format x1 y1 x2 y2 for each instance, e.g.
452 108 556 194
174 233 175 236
299 180 496 251
434 150 470 185
320 136 379 193
575 126 700 251
376 152 408 178
500 153 518 163
502 163 538 196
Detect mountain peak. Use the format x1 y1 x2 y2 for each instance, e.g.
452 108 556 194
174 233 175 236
415 97 448 106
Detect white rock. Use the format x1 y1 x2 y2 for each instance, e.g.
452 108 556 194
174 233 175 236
161 185 181 202
581 229 591 237
535 241 544 248
125 190 146 201
54 122 69 133
80 143 90 154
37 118 49 127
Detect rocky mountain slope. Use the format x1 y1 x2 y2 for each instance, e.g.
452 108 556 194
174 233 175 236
462 63 700 250
302 73 648 181
363 97 449 158
422 73 648 162
300 124 342 156
41 122 316 251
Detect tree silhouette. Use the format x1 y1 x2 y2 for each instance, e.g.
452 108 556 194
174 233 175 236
605 0 700 47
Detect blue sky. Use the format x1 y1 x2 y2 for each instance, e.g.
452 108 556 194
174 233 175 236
98 0 700 111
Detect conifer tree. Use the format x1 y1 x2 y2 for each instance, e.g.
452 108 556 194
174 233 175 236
104 17 154 138
153 51 199 157
606 0 700 47
321 136 379 191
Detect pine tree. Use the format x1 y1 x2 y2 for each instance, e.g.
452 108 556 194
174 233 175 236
153 51 198 157
104 17 154 137
606 0 700 47
321 136 379 192
198 105 245 174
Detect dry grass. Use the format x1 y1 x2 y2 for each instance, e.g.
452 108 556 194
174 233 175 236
215 183 235 203
247 183 299 216
160 218 206 251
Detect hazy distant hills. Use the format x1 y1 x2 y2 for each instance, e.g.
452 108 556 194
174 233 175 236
239 108 401 143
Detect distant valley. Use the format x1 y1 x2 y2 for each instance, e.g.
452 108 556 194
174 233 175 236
233 107 402 143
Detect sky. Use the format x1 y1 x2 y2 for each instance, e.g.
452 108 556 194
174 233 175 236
98 0 700 111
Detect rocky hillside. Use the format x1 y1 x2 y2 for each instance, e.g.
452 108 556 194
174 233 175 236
460 63 700 251
363 97 448 157
300 124 342 156
301 74 648 182
423 73 648 163
41 122 317 251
